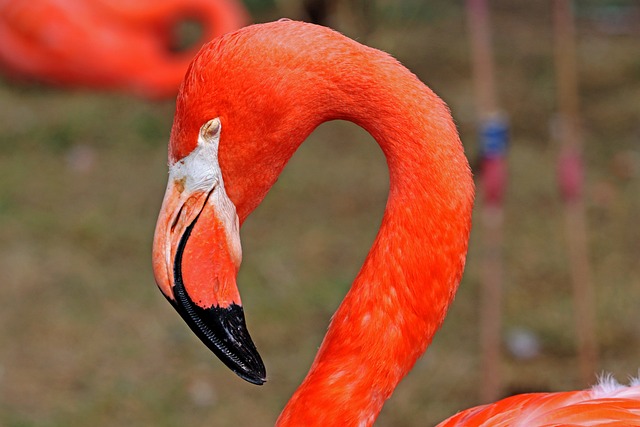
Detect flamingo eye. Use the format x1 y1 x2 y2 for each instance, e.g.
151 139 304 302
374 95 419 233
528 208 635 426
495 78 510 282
200 118 221 143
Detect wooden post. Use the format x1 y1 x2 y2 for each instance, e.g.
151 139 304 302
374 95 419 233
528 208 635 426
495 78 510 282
466 0 508 403
552 0 598 386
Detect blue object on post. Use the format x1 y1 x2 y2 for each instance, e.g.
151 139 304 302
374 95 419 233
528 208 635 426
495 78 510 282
480 115 509 158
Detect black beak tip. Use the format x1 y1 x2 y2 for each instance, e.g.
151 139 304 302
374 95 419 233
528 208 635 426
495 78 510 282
169 286 267 386
238 365 267 386
212 302 267 385
172 214 266 385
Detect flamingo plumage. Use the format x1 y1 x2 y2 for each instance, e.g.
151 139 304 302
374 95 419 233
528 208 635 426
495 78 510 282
151 20 640 426
0 0 248 99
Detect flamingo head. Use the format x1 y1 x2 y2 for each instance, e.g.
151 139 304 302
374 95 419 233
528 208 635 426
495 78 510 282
152 114 269 385
151 21 332 386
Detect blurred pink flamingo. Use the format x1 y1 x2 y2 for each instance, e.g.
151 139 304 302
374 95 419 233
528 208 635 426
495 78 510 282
0 0 248 99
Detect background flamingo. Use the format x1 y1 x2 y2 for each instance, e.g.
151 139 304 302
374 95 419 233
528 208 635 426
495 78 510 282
0 0 248 99
152 20 640 425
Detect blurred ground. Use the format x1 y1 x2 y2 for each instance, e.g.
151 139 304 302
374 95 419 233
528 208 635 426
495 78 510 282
1 1 639 426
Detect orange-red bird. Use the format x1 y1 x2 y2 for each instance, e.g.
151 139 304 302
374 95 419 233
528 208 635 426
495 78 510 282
152 20 640 426
0 0 248 99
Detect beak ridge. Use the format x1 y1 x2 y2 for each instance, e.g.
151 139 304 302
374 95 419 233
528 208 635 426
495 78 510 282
171 216 266 385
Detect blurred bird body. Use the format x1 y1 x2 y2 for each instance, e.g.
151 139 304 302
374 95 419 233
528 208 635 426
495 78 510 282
151 20 640 426
0 0 248 98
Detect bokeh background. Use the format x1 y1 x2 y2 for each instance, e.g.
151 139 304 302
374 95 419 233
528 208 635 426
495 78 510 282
1 1 639 426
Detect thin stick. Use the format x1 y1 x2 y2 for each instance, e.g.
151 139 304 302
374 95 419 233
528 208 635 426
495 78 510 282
467 0 498 114
466 0 507 403
552 0 598 386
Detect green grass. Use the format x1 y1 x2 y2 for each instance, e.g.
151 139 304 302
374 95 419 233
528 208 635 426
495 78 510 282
1 2 639 426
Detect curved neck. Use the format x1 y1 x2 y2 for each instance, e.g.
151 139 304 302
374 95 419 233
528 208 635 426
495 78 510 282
275 42 474 426
175 22 474 425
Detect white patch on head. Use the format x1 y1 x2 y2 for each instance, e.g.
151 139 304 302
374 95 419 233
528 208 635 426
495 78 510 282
169 118 222 194
168 117 242 264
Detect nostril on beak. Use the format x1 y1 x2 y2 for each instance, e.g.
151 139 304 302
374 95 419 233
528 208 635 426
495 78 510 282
170 205 184 233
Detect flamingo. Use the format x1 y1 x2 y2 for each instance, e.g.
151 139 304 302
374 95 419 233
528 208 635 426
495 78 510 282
0 0 248 99
152 20 640 426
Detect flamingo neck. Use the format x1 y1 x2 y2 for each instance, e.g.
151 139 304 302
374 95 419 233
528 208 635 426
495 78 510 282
275 42 474 426
173 22 474 425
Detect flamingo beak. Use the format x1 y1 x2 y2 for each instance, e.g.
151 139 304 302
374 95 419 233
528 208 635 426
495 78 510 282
152 118 266 385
